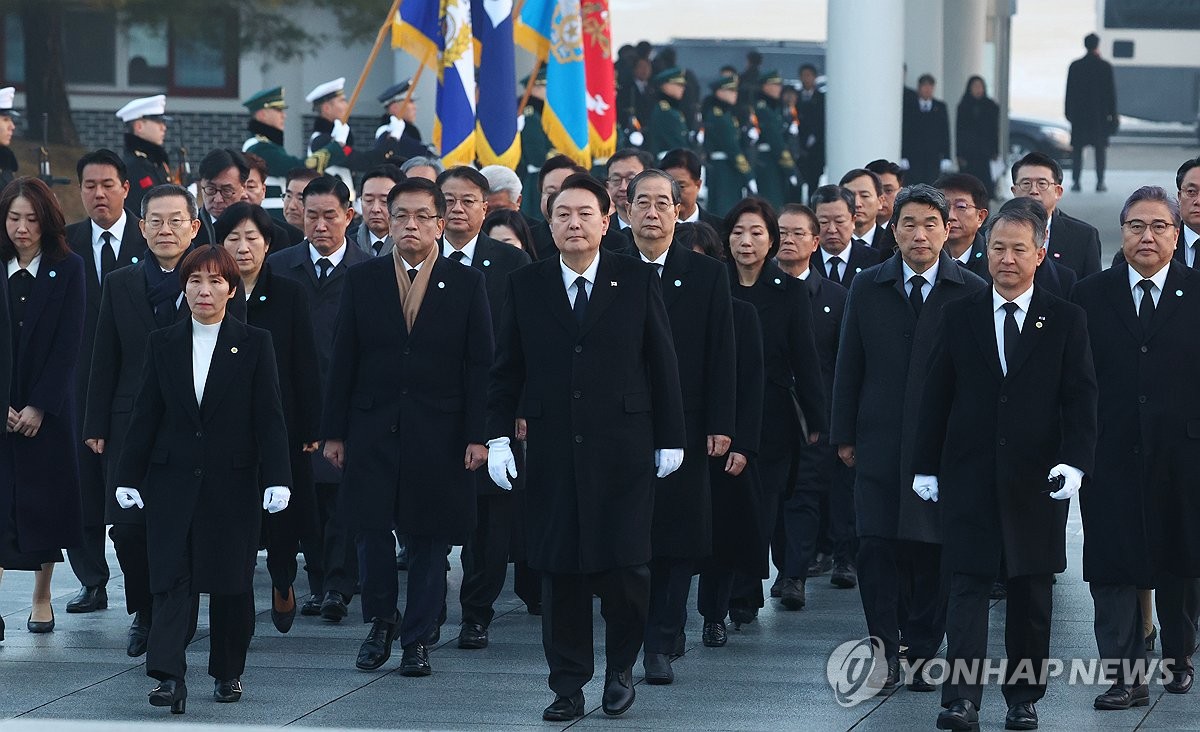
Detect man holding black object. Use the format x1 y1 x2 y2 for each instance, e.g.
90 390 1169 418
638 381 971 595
912 197 1098 731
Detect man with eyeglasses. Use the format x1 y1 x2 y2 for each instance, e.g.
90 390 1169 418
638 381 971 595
810 184 882 289
192 148 296 253
605 148 654 234
1072 185 1200 709
1009 152 1101 279
1116 158 1200 271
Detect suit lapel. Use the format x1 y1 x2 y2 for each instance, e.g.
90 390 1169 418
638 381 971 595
1106 263 1144 341
163 321 202 425
199 318 246 420
579 250 619 337
967 290 1005 381
408 256 449 340
659 243 690 310
123 262 160 333
1146 262 1189 342
117 212 146 267
540 257 577 336
1005 287 1050 380
17 260 54 355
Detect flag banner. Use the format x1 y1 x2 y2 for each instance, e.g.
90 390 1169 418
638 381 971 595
515 0 592 168
581 0 615 160
472 0 521 167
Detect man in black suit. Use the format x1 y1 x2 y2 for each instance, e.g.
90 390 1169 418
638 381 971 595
1009 152 1101 278
795 64 826 198
605 148 654 235
435 166 536 650
660 148 726 233
354 165 406 257
622 169 735 685
1065 33 1117 192
811 185 882 289
243 151 304 247
840 168 890 258
192 148 296 251
1073 186 1200 709
912 197 1098 731
487 173 685 720
63 149 146 614
831 184 987 691
267 175 371 620
867 159 904 232
901 74 951 185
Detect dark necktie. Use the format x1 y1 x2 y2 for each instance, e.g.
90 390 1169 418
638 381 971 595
100 231 116 281
827 255 842 284
408 268 419 282
316 257 332 281
1138 279 1155 332
908 274 926 317
1002 302 1020 374
572 275 588 325
372 239 384 255
448 250 465 263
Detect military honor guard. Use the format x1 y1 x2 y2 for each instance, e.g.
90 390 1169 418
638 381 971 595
374 79 432 163
306 77 403 197
647 68 690 157
750 71 793 209
116 95 171 215
517 68 551 222
702 75 752 218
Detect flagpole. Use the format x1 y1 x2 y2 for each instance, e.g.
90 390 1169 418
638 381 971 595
344 0 404 122
403 61 426 106
517 55 544 114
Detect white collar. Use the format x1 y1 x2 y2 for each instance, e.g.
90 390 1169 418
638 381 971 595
954 246 973 264
7 252 42 278
993 283 1035 313
191 318 222 338
796 266 811 280
820 241 850 263
857 226 877 246
561 251 600 290
443 234 479 262
1184 225 1199 248
1128 261 1170 293
680 207 700 224
91 210 128 247
309 239 348 268
637 246 670 268
902 257 939 286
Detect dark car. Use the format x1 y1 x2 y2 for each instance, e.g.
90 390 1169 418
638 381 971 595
1009 117 1073 165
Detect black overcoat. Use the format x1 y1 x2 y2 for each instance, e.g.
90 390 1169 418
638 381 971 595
1046 210 1102 279
1065 53 1117 147
793 273 846 492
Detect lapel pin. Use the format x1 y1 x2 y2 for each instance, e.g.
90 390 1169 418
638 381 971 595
855 267 862 273
610 281 618 286
131 256 139 263
48 270 56 278
1035 321 1044 329
230 347 238 353
975 251 983 258
1176 289 1184 296
773 277 782 285
674 279 682 287
259 295 267 302
1053 252 1061 258
482 259 491 267
824 306 831 313
437 281 445 289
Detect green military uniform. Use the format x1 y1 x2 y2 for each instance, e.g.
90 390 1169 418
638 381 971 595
517 69 551 222
703 76 752 218
751 71 794 210
647 67 690 157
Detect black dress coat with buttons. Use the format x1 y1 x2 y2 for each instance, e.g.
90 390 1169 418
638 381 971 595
793 272 847 492
488 249 686 574
912 286 1097 577
116 316 291 595
322 254 493 544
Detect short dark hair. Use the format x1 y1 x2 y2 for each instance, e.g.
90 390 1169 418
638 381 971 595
989 196 1048 245
482 208 536 260
386 176 447 218
723 196 780 258
779 202 819 233
436 165 490 196
1119 185 1180 228
141 183 198 219
198 148 249 183
1011 151 1063 185
0 177 69 263
865 158 904 186
538 155 586 193
607 148 654 175
674 221 723 260
809 184 856 215
917 73 936 87
549 172 611 215
659 148 702 182
301 175 352 208
626 169 682 206
360 164 405 194
214 202 275 250
1084 33 1100 51
799 63 817 75
177 244 240 290
242 151 268 181
1175 157 1200 191
839 168 882 195
286 167 321 186
891 184 951 227
76 149 127 184
934 172 989 210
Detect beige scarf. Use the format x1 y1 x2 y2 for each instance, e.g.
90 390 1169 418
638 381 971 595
392 245 439 331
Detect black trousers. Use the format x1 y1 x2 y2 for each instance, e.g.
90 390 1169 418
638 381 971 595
109 522 152 615
1155 576 1200 673
857 536 947 666
644 557 693 654
460 492 541 626
358 531 447 648
66 523 110 589
543 565 651 697
697 558 734 623
304 482 358 599
731 451 792 610
1090 582 1146 685
942 572 1053 707
1071 143 1107 185
146 580 254 683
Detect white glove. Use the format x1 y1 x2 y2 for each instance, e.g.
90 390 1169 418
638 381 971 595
331 119 351 145
516 114 526 132
386 116 406 140
695 129 705 145
628 130 645 147
1047 464 1084 500
263 486 291 513
912 474 939 502
655 448 685 479
788 121 799 135
747 127 760 143
805 134 817 148
789 174 799 187
899 158 910 170
939 158 954 173
115 487 144 509
747 179 759 194
487 437 517 491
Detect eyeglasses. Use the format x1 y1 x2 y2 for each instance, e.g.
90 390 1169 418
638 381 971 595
607 174 638 186
631 198 677 212
389 210 441 224
1016 179 1056 192
1121 219 1176 236
201 184 242 201
144 217 192 231
443 196 481 209
950 202 977 213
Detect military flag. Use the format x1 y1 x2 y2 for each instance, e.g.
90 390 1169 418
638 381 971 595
581 1 615 160
515 0 591 168
472 0 521 167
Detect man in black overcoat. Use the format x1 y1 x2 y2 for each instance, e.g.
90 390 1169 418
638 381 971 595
486 173 685 720
912 197 1097 731
811 185 882 289
831 184 987 690
1065 33 1117 192
901 74 951 186
1009 152 1101 279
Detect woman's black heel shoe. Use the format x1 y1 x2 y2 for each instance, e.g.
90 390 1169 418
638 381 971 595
148 679 187 714
1146 625 1158 652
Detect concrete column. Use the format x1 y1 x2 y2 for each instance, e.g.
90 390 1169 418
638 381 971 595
905 0 944 89
826 0 905 179
943 0 988 156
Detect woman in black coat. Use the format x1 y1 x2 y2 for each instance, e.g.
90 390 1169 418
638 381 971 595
0 177 85 640
115 245 291 712
955 76 1000 200
217 202 320 635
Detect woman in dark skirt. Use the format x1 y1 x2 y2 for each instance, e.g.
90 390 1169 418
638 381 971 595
0 177 85 640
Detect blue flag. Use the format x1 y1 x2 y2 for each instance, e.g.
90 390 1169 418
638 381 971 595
515 0 591 168
472 0 520 168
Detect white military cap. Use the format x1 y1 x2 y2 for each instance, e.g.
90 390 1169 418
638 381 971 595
0 87 16 117
115 95 167 123
305 78 346 105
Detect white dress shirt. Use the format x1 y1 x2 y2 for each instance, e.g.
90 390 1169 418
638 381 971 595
192 319 221 405
954 246 973 265
443 235 478 266
400 256 426 273
680 207 701 224
796 267 811 280
902 259 940 300
1184 225 1199 267
1129 261 1169 311
6 252 41 278
820 243 851 280
993 285 1034 375
91 211 127 283
1042 213 1053 250
638 247 669 276
857 225 877 248
309 240 348 277
561 252 599 304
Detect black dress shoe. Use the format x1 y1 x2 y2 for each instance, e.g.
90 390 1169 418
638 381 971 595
1093 682 1150 709
1145 625 1158 651
399 642 432 676
300 593 322 616
424 625 441 645
320 591 348 622
780 578 806 610
702 620 727 647
457 622 488 649
1096 182 1107 193
526 601 542 616
807 553 833 577
869 660 900 692
831 563 857 588
907 665 936 692
27 608 54 633
542 691 584 721
602 667 635 716
769 575 784 598
728 606 757 627
355 617 398 671
66 586 108 614
1166 663 1194 694
213 678 242 703
643 652 673 684
127 610 151 658
271 586 296 634
1005 700 1038 730
936 699 979 730
671 630 685 658
148 679 187 714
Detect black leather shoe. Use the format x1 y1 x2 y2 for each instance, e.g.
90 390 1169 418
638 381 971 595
807 553 833 577
127 611 151 657
671 630 685 658
602 667 635 716
1004 700 1038 730
542 692 584 721
424 625 441 645
868 660 901 692
300 593 322 616
936 699 979 730
780 578 806 610
457 622 488 649
907 664 936 692
399 642 432 676
728 606 757 627
1166 662 1194 694
148 679 187 714
1093 682 1150 709
320 591 348 622
831 563 857 588
643 652 673 684
1145 625 1158 651
702 620 727 647
213 678 242 703
27 608 54 634
271 586 296 634
355 617 398 671
0 614 5 642
526 601 542 616
66 586 108 613
769 575 784 598
1096 182 1107 193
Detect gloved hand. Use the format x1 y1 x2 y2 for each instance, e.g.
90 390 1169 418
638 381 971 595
516 114 526 132
939 158 955 174
695 128 705 145
747 178 759 195
386 116 406 140
1047 464 1084 500
805 134 817 148
789 174 799 187
331 119 351 145
487 437 517 491
115 487 144 509
912 474 939 502
263 486 291 513
628 130 645 147
655 448 685 478
747 127 761 143
899 158 911 170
